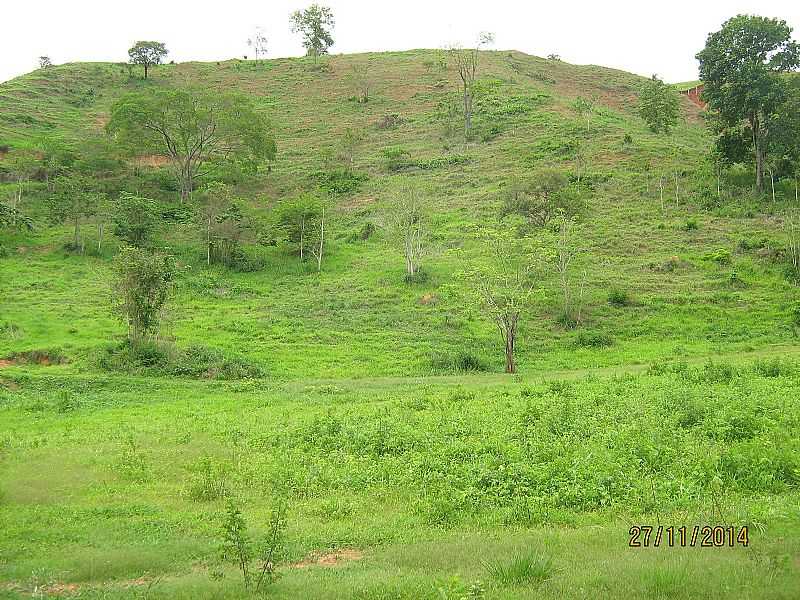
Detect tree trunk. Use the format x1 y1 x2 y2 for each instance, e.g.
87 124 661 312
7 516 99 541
207 215 212 266
770 170 775 202
674 172 679 207
316 208 325 272
74 215 81 251
504 324 516 374
299 217 305 261
752 119 764 193
463 86 472 138
97 223 104 254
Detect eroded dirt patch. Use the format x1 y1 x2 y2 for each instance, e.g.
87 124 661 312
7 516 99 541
291 548 363 568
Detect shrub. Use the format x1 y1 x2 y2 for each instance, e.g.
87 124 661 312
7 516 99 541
376 113 404 129
382 146 411 171
703 248 732 265
682 219 699 231
574 331 614 348
607 287 631 307
314 169 368 196
431 350 489 373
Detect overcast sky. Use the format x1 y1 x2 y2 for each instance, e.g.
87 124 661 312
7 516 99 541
1 0 799 84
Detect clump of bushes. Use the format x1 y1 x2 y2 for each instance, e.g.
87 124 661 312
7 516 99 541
314 169 368 196
430 349 489 373
98 340 264 379
376 113 404 129
573 331 614 348
682 218 699 231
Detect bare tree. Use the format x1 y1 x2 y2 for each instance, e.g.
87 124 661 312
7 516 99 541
554 216 586 326
347 63 372 103
309 205 326 272
247 27 268 61
468 230 536 373
381 182 430 279
448 32 494 138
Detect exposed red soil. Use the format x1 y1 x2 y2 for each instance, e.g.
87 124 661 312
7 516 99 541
290 548 364 568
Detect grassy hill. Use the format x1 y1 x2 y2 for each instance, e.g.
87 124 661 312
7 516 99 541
1 51 799 598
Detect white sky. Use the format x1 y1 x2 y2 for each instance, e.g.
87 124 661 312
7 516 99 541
1 0 798 84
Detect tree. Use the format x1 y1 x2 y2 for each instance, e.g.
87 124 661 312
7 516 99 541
467 229 537 374
500 169 581 228
195 182 247 267
347 63 372 103
697 14 800 192
290 4 335 64
247 27 268 60
48 174 102 253
637 75 680 134
554 216 586 326
107 89 276 202
38 56 52 69
333 127 364 170
35 136 75 190
274 194 324 263
571 96 596 132
113 192 160 247
3 150 39 226
0 204 33 231
128 41 167 79
112 246 174 346
381 182 430 279
448 32 494 138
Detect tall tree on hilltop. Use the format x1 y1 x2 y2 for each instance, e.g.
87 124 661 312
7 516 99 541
128 41 167 79
107 89 276 202
696 14 800 193
290 4 335 64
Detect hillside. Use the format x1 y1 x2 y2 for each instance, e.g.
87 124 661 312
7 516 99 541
1 51 799 599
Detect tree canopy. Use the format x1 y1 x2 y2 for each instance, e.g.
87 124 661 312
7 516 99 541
290 4 335 63
128 41 168 79
107 89 276 201
697 14 800 191
637 75 680 134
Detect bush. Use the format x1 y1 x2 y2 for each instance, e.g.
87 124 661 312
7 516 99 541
574 331 614 348
314 169 368 196
376 113 404 129
98 340 264 379
607 287 631 307
703 248 732 265
431 350 489 373
682 219 699 231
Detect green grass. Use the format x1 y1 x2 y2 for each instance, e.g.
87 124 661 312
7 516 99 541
1 49 799 598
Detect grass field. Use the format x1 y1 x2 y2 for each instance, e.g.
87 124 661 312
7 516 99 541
1 49 799 598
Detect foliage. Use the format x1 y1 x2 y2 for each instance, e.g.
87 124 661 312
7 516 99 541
697 15 800 191
637 75 679 134
290 4 335 63
107 88 276 201
112 192 160 247
112 246 175 345
127 41 167 78
500 169 582 228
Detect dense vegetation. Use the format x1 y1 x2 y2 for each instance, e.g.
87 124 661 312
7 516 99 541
1 13 799 598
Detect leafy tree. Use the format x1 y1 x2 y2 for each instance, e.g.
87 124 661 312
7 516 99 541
553 215 586 327
38 56 52 69
448 32 494 138
273 194 324 262
48 174 103 252
697 14 800 192
113 192 160 247
637 75 680 134
128 41 167 79
35 136 75 189
247 27 268 60
195 182 248 267
290 4 335 64
107 89 276 202
381 181 431 279
113 246 174 346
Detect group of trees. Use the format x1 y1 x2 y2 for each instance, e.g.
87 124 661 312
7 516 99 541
697 14 800 194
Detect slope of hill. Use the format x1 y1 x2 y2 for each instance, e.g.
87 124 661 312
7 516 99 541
1 51 799 599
